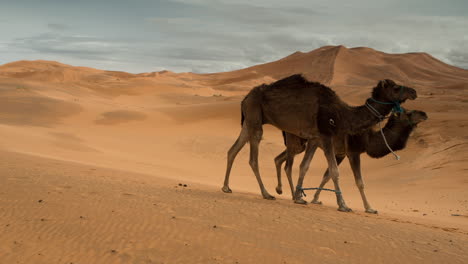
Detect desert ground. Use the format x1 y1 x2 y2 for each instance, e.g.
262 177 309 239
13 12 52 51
1 46 467 263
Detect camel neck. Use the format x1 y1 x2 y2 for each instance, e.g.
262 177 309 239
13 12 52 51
343 99 394 135
366 118 415 158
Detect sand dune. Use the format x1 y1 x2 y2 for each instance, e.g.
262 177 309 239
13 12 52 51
0 88 82 127
0 45 468 263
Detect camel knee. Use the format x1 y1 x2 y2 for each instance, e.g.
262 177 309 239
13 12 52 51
250 130 262 141
274 156 284 168
227 137 247 160
355 179 364 189
249 159 258 169
299 164 310 174
274 156 281 164
227 147 241 162
227 148 235 159
328 168 340 180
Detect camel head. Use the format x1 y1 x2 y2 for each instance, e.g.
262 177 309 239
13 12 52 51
372 79 417 104
392 109 428 127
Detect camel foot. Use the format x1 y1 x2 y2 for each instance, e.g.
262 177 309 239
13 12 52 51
293 190 303 202
221 186 232 193
275 186 283 195
365 208 378 214
311 200 322 205
337 206 353 212
262 193 276 200
294 198 307 205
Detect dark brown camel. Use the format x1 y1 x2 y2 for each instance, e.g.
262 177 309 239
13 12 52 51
222 74 417 211
274 109 428 213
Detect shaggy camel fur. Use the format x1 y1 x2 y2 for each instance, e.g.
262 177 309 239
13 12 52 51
275 109 428 213
222 74 417 211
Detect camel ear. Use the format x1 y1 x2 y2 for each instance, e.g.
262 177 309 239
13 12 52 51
379 80 388 88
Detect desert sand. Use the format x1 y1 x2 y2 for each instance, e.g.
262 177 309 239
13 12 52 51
0 46 467 263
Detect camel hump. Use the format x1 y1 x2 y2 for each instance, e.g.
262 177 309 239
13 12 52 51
268 74 309 88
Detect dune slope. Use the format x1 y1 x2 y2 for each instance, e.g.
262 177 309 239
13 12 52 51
1 150 467 264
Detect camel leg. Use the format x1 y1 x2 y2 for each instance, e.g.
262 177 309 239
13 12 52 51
348 153 378 214
321 137 351 212
222 125 249 193
274 150 287 195
311 155 345 204
249 129 275 200
293 140 318 204
284 150 296 200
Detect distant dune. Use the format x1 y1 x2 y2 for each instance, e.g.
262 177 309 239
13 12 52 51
1 46 468 263
201 45 468 91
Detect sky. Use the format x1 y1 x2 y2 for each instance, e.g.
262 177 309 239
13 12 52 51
1 0 467 73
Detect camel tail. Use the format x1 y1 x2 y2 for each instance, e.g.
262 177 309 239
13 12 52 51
240 94 248 126
241 110 245 126
282 131 287 146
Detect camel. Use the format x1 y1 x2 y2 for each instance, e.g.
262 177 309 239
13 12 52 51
274 109 428 213
222 74 417 211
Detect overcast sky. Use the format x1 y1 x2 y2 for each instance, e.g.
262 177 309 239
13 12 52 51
1 0 467 73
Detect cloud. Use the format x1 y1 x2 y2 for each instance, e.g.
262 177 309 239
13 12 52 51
4 32 151 72
142 1 335 72
447 39 468 69
11 33 125 61
2 0 467 72
143 1 468 71
47 23 69 31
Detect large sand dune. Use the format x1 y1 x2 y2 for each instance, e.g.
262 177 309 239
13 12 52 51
1 46 467 263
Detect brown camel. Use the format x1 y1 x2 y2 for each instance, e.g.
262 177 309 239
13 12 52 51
274 109 428 213
222 74 417 211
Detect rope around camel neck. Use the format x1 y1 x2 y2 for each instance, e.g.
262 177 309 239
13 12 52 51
378 121 400 160
365 100 385 120
365 98 401 160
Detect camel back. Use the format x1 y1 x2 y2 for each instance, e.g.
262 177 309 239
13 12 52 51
241 74 354 136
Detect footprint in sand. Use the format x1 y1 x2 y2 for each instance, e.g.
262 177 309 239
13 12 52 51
317 247 337 255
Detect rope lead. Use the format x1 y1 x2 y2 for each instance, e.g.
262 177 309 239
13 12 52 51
378 121 400 160
297 186 342 197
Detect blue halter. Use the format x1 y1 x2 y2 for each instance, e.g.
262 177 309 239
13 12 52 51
369 98 404 113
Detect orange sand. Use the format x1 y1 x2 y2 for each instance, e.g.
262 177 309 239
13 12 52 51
1 46 467 263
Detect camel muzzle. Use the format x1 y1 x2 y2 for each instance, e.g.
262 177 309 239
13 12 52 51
407 88 417 100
